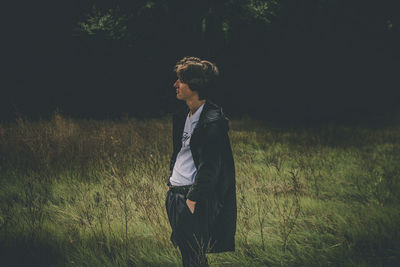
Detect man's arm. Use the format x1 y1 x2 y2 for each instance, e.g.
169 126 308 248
186 122 223 203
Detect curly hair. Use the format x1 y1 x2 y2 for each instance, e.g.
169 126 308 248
174 56 219 100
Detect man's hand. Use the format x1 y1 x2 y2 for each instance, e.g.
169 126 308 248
186 199 196 214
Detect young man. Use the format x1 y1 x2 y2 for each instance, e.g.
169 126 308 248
165 57 236 267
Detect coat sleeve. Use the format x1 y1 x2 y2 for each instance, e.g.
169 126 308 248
186 122 223 201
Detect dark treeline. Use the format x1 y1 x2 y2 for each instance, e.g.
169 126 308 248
2 0 399 124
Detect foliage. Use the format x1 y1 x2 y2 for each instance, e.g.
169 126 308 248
79 5 128 40
245 0 280 23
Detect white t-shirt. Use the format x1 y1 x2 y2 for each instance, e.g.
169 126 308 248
169 103 205 186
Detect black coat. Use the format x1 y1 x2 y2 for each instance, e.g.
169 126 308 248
167 100 237 253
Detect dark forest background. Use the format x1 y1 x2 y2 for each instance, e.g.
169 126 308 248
2 0 399 124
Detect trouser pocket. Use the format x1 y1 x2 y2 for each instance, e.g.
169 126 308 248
176 193 195 223
166 191 196 245
167 192 198 240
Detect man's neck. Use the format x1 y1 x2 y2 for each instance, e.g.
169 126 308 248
186 99 206 117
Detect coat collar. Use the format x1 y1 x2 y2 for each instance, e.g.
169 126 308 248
175 100 229 130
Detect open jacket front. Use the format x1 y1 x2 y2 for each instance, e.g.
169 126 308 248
168 100 237 253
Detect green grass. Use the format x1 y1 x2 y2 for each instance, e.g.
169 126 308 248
0 113 399 266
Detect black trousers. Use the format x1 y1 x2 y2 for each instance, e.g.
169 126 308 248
166 188 209 267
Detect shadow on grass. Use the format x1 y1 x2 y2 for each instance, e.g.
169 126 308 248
0 228 180 267
0 234 65 267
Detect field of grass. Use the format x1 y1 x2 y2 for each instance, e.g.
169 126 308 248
0 113 399 266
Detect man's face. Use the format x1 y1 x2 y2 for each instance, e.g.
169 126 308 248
174 79 196 101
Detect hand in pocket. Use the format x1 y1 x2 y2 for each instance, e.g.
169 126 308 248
186 198 196 214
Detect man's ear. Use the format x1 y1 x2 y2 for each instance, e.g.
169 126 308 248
193 90 200 99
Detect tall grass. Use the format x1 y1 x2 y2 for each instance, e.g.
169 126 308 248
0 112 399 266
